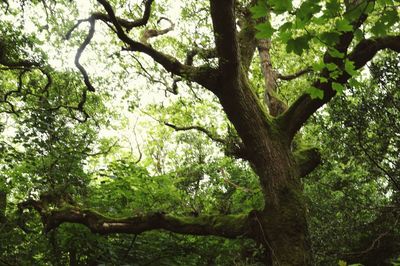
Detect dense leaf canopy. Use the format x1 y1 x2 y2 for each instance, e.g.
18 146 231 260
0 0 399 265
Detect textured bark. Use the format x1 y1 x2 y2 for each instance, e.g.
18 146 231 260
22 200 254 238
257 39 287 117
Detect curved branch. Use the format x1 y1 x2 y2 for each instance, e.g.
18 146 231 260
97 0 217 90
185 47 217 66
92 0 154 31
279 34 400 141
164 122 249 160
348 35 400 69
278 8 373 141
277 67 312 81
164 122 226 144
74 18 96 92
22 201 253 238
140 17 175 45
294 147 322 178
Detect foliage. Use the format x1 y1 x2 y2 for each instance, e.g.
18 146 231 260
305 52 400 265
0 0 399 265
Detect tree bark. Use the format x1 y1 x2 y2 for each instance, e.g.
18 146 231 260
253 145 312 265
221 89 312 265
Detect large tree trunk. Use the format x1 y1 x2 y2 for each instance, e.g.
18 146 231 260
259 164 311 265
214 78 313 264
250 137 312 265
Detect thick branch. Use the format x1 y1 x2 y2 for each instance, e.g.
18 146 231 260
208 0 277 163
92 0 153 31
294 147 322 178
281 35 400 141
210 0 240 91
23 202 253 238
348 35 400 69
185 47 217 66
257 39 287 116
237 0 258 73
97 0 217 90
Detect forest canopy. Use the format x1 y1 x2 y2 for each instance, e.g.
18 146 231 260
0 0 399 265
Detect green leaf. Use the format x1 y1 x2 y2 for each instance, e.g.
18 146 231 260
250 0 268 18
278 31 292 42
371 21 386 36
279 22 293 32
325 0 341 17
348 77 362 88
329 70 341 79
255 21 275 39
371 10 399 36
319 76 328 83
313 16 327 25
332 82 345 94
326 63 338 71
307 86 324 99
353 29 363 40
345 59 357 76
377 0 394 5
286 35 312 56
328 48 345 58
278 21 293 42
297 2 322 23
270 0 292 14
320 31 340 45
335 19 353 32
312 61 325 71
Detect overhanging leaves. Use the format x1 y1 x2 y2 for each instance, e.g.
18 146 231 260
286 35 312 55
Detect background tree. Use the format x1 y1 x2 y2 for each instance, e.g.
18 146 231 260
0 0 399 265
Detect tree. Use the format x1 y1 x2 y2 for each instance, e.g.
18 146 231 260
2 0 400 265
305 52 400 265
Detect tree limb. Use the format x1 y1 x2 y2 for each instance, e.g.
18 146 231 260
257 39 287 116
236 0 258 73
21 200 253 238
294 147 322 178
91 0 154 31
140 17 174 45
74 17 96 92
209 0 240 92
280 34 399 142
164 122 225 144
164 122 249 160
185 47 217 66
277 7 373 141
348 35 400 69
96 0 217 90
277 68 312 81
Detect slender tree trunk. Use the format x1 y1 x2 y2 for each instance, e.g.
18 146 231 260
69 247 77 266
0 189 6 222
